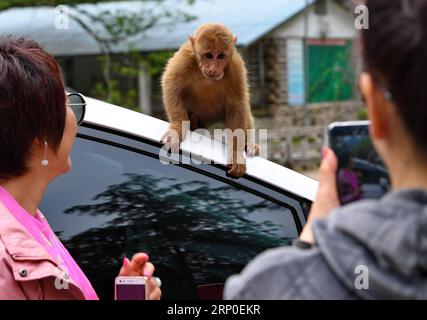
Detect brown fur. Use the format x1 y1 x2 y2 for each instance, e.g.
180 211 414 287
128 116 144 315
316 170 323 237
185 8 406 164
161 23 259 178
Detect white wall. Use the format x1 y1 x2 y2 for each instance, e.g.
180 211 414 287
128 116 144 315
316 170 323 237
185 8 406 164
270 0 356 39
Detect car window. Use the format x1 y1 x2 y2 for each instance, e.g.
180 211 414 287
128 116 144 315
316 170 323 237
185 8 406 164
41 136 299 299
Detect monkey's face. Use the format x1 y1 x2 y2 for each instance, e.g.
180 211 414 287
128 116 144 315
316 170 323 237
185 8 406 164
190 25 237 81
197 49 230 81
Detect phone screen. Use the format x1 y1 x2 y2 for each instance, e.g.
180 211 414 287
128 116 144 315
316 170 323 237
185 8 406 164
115 283 147 300
329 123 391 205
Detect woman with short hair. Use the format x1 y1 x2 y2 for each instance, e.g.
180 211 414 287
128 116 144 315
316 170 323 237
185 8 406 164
0 37 161 300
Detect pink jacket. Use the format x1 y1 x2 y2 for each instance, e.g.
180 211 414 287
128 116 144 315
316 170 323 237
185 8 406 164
0 201 85 300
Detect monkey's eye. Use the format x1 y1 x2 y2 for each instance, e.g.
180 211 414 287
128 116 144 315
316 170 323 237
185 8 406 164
218 53 225 60
205 53 214 60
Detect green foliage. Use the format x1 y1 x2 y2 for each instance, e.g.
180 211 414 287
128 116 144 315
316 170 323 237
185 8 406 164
2 0 196 111
357 107 368 120
69 1 196 47
292 136 302 145
252 106 273 118
80 1 195 110
0 0 190 11
0 0 115 10
144 51 174 76
89 49 174 109
91 79 139 111
307 136 317 144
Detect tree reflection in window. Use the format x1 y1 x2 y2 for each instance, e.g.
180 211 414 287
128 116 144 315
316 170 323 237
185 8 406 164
63 173 297 299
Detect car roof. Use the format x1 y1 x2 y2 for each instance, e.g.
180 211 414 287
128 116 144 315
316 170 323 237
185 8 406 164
83 96 319 201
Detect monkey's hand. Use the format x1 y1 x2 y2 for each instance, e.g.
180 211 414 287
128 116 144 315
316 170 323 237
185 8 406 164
161 126 183 151
227 163 246 178
246 144 260 157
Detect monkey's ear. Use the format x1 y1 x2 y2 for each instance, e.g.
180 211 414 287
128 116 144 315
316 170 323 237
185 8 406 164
232 35 237 44
189 35 196 46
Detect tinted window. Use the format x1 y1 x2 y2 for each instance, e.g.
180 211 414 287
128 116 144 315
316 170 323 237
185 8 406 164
41 136 299 299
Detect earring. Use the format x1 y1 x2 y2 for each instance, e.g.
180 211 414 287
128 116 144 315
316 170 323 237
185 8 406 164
41 141 49 166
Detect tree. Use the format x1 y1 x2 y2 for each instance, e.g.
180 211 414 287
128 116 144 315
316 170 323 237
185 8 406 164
0 0 116 10
1 0 196 109
62 173 289 299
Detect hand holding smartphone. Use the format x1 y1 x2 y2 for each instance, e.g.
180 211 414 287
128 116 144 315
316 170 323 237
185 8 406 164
115 276 147 300
327 121 391 205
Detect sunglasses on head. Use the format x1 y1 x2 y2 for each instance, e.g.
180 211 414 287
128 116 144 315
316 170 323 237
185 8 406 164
66 92 86 126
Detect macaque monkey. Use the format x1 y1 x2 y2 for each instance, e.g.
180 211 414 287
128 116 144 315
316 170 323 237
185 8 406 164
161 23 259 178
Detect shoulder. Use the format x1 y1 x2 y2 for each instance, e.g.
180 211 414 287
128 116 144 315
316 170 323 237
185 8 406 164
162 50 197 88
165 43 195 70
0 236 28 299
224 245 351 300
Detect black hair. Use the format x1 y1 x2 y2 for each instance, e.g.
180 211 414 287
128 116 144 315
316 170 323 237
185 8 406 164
362 0 427 154
0 37 66 181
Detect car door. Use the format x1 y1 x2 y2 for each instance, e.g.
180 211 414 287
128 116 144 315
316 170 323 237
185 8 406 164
41 125 308 300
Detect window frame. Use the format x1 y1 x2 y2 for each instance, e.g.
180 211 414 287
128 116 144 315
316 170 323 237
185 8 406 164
76 123 309 234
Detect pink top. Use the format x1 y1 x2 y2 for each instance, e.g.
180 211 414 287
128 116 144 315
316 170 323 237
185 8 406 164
0 186 99 300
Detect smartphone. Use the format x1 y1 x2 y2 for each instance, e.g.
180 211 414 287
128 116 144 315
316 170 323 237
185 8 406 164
115 276 147 300
327 121 391 205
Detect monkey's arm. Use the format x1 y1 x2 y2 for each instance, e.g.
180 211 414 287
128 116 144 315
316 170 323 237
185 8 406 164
161 57 191 146
161 91 189 147
224 106 248 178
224 66 259 177
163 89 189 130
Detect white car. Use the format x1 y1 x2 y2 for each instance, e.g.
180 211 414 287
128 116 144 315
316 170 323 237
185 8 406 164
41 96 318 300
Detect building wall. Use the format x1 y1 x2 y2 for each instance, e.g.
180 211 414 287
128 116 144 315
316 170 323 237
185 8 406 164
270 0 356 39
254 0 358 108
263 38 289 107
243 44 264 106
244 42 281 108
